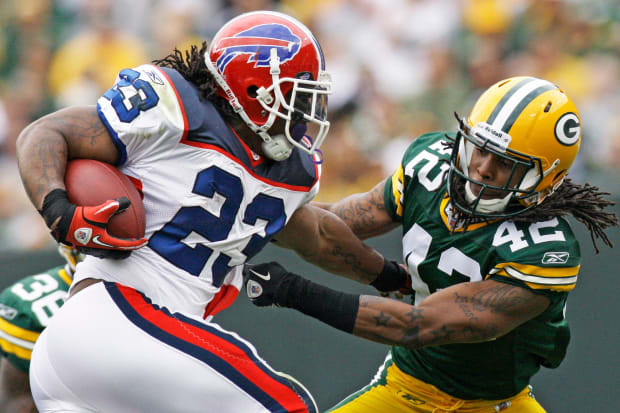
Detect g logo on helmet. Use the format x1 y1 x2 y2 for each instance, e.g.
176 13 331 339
554 112 580 146
214 23 301 72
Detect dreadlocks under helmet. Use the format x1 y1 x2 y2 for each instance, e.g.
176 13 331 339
152 42 240 124
442 137 618 253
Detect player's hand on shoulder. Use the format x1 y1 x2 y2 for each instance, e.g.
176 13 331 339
243 262 293 307
40 189 147 259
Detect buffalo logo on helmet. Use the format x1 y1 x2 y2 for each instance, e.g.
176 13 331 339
214 23 301 72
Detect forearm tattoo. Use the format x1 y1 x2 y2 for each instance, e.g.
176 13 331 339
373 311 391 327
328 245 365 274
332 184 386 236
456 284 530 315
328 243 385 285
26 136 68 204
354 283 536 349
356 296 426 347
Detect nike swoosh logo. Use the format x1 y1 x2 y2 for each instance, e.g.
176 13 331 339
95 201 119 215
92 235 115 248
249 269 271 281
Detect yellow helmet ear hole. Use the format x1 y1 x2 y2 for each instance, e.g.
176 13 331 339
552 170 567 186
532 170 568 206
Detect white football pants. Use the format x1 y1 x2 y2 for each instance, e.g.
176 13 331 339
30 281 316 413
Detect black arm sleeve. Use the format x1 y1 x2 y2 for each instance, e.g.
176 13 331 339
276 274 360 334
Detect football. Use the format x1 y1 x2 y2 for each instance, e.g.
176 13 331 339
65 159 146 239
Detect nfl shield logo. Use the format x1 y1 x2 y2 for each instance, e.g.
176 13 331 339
246 280 263 299
74 228 92 245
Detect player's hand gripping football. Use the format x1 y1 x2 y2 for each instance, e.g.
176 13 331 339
40 189 147 259
243 262 294 307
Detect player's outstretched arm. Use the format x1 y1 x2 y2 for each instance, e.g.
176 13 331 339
0 358 36 413
353 279 549 347
312 179 399 240
243 262 550 350
273 203 407 291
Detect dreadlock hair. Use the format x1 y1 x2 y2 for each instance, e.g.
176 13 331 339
517 179 617 253
152 41 240 124
442 137 618 253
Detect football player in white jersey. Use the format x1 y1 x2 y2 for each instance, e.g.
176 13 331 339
16 11 407 413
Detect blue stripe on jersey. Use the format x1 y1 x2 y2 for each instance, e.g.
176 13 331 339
104 282 310 412
159 67 319 189
96 105 128 166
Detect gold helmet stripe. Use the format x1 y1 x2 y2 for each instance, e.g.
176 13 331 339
487 78 556 133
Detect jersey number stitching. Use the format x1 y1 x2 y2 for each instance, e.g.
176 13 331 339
404 218 567 304
404 224 482 305
11 274 65 327
148 166 286 286
103 68 159 122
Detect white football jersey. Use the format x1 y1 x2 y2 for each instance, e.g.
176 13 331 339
74 64 321 318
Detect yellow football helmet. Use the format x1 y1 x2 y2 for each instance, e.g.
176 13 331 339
448 76 582 218
57 244 83 274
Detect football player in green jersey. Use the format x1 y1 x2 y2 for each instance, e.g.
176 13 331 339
243 76 618 412
0 245 81 413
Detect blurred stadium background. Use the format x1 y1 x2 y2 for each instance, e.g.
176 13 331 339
0 0 618 411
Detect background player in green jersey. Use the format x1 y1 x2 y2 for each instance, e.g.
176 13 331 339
242 76 618 412
0 245 81 413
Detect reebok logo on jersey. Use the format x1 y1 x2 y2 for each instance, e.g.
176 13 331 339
246 279 263 299
145 69 164 85
0 303 18 320
542 252 569 264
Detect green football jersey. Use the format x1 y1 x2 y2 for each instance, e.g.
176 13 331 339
0 265 72 372
384 132 580 400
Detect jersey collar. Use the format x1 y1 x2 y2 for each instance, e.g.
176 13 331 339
229 125 265 168
440 193 497 232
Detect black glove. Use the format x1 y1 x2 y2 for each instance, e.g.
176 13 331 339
370 259 412 297
243 262 294 307
243 262 361 333
39 189 147 259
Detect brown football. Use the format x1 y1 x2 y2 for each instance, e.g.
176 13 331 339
65 159 146 239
